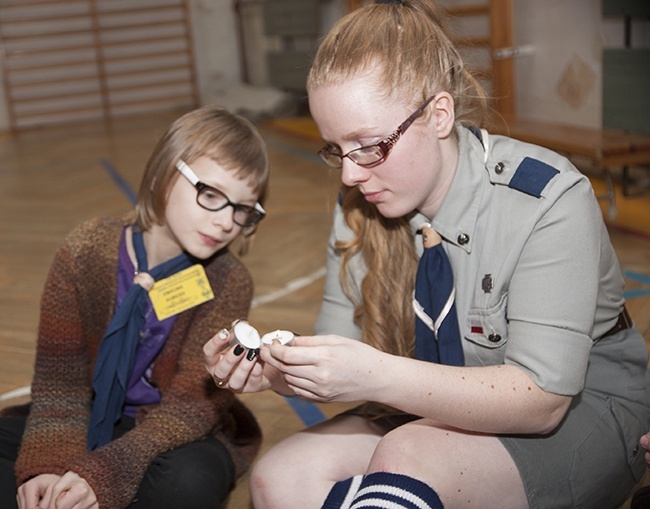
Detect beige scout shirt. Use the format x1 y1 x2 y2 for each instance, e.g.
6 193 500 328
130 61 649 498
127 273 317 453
315 125 632 396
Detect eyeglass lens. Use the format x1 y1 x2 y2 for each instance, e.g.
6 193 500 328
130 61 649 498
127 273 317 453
318 94 436 169
319 142 388 169
196 185 263 227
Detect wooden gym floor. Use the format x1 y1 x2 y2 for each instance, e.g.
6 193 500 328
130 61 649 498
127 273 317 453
1 108 649 508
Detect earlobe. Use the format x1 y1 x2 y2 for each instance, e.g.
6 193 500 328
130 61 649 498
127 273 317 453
434 93 455 139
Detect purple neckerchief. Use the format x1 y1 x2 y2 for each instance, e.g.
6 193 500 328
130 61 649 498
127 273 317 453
115 228 177 417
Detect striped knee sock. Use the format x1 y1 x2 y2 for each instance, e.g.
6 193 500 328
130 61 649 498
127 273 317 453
349 472 443 509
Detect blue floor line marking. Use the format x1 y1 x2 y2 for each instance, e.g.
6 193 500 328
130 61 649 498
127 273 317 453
625 270 650 285
624 270 650 299
284 396 327 427
100 157 137 205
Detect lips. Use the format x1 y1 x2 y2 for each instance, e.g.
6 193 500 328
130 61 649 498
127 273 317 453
362 189 385 203
199 232 221 248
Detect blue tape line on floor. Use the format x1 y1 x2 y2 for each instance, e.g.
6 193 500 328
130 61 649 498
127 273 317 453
100 157 137 205
625 271 650 285
283 396 326 427
624 270 650 299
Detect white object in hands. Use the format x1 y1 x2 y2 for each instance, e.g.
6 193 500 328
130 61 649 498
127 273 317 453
233 322 294 348
261 329 294 345
233 321 262 349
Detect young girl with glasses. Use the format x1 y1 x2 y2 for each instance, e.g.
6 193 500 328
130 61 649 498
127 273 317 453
205 1 649 508
0 105 268 509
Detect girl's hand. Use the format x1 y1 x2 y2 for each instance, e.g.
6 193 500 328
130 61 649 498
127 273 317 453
203 322 288 394
17 472 98 509
203 324 239 383
47 471 98 509
259 334 387 402
17 474 60 509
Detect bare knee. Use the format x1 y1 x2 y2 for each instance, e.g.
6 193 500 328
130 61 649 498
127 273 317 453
368 422 528 509
249 451 286 509
369 422 429 473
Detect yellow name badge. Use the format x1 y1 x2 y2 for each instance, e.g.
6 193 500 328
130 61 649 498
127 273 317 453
149 264 214 321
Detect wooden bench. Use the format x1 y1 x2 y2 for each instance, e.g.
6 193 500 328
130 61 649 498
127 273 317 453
492 114 650 218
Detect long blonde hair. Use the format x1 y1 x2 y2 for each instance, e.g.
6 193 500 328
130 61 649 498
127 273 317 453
308 0 488 357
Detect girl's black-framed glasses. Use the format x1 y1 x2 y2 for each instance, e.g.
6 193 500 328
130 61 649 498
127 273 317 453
317 94 437 169
176 160 266 227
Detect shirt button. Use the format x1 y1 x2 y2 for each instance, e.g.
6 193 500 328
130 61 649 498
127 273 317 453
495 162 505 174
457 233 470 245
488 333 501 343
633 445 640 456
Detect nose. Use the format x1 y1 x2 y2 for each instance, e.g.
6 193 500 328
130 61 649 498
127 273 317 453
211 205 235 231
340 158 371 187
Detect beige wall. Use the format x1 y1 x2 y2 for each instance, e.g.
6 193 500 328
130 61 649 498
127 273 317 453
514 0 648 128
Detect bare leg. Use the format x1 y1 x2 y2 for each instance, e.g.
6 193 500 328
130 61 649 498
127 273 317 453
368 419 529 508
250 415 385 509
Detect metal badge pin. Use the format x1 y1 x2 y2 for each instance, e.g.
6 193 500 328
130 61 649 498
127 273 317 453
482 274 494 293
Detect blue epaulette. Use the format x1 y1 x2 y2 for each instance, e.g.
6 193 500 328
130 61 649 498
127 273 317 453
508 157 559 198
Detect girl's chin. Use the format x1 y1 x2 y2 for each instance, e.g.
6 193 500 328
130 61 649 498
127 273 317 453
185 243 223 261
373 202 414 219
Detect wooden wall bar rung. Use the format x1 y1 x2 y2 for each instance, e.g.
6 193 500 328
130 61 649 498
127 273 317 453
99 19 188 34
5 57 99 72
105 64 193 79
98 4 184 16
0 0 89 6
100 35 190 48
10 76 99 89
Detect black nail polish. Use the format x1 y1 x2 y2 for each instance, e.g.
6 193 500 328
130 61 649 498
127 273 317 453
246 348 259 361
234 344 244 356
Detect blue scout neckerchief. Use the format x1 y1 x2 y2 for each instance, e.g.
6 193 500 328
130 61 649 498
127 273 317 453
413 224 464 365
87 227 194 451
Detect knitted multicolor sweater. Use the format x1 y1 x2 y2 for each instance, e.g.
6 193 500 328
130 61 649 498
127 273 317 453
5 216 262 508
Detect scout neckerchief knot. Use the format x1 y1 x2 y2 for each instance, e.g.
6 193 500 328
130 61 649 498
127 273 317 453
413 223 464 365
88 227 194 451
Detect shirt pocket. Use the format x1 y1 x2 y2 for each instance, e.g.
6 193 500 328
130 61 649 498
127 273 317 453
464 293 508 349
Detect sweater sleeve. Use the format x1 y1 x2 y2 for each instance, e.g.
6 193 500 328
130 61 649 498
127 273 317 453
64 251 258 509
14 225 103 483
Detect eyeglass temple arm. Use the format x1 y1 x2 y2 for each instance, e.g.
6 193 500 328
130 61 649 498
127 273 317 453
176 160 199 186
177 159 265 215
397 94 437 136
